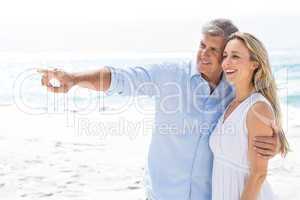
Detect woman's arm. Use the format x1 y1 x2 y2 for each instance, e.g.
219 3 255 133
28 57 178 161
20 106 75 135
241 101 275 200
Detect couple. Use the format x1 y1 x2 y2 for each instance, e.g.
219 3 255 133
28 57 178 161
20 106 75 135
38 19 289 200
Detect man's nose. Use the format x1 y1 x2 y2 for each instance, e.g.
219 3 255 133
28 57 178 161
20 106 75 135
200 48 209 57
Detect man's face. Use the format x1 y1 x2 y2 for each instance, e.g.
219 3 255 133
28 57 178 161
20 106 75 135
196 34 226 80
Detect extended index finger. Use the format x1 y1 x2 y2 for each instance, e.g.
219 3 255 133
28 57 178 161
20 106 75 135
37 68 49 74
36 68 57 76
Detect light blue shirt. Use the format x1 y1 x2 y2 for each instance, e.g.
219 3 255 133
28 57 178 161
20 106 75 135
106 60 235 200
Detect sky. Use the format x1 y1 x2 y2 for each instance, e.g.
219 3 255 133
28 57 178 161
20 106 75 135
0 0 299 53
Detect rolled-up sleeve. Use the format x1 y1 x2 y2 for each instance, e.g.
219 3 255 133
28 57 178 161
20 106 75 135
104 66 120 96
104 65 160 97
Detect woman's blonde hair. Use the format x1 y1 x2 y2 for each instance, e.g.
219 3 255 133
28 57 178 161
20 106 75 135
227 32 290 156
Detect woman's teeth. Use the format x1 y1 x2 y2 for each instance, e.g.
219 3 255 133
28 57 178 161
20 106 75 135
225 69 237 74
202 61 211 64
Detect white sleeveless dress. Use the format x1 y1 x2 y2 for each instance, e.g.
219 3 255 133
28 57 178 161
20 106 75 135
209 93 276 200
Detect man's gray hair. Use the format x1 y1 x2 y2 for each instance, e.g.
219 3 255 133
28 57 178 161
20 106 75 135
202 19 239 40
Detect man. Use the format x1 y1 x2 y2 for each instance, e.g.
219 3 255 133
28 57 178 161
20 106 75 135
38 19 279 200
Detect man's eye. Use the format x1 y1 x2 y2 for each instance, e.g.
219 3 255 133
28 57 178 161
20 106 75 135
212 48 221 54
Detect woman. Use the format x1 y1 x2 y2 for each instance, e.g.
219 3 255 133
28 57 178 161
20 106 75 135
209 32 289 200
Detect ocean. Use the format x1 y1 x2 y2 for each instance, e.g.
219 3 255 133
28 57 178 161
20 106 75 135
0 51 299 119
1 51 300 105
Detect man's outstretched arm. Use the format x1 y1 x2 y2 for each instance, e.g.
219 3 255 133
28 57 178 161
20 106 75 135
37 67 111 93
38 61 187 96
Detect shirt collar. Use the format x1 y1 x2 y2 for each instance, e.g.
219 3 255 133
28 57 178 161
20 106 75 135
190 59 200 77
189 59 233 98
213 73 234 99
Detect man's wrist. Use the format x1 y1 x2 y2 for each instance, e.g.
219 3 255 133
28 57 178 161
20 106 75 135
71 72 79 87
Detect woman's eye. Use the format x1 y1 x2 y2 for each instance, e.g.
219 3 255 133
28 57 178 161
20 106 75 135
222 55 227 59
232 55 239 59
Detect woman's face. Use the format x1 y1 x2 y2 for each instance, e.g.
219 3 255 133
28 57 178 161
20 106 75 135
222 39 257 86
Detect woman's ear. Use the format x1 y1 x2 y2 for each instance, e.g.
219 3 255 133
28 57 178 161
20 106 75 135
251 61 259 70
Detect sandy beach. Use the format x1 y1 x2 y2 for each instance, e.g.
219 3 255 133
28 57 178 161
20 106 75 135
0 105 151 200
0 104 299 200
